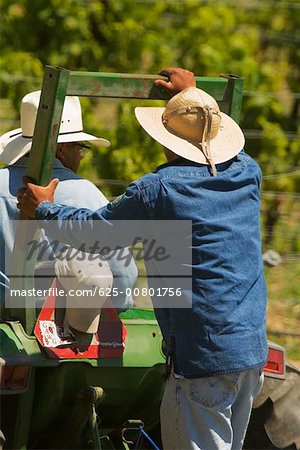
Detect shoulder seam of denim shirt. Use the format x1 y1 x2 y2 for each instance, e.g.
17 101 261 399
135 152 251 191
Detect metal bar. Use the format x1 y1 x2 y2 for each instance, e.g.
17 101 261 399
27 66 70 185
88 403 102 449
9 67 70 333
67 71 229 102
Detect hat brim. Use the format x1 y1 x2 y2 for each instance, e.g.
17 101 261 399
0 129 32 166
135 107 245 165
57 131 110 148
0 129 110 166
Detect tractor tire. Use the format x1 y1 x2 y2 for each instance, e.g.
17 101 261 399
244 363 300 450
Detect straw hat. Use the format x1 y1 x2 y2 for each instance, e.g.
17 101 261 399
55 251 113 334
0 90 110 165
135 87 245 175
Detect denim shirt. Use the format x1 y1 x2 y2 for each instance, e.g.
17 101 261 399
36 151 268 377
0 157 137 309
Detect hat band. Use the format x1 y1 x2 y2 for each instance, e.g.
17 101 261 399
10 131 22 138
21 129 84 139
163 106 218 176
201 107 217 176
163 106 220 123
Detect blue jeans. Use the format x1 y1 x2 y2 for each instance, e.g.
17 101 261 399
160 368 264 450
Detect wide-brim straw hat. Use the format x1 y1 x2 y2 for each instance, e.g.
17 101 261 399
135 87 245 171
0 90 110 165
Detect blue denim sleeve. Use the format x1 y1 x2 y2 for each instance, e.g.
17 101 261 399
35 181 149 252
43 176 139 311
36 182 148 311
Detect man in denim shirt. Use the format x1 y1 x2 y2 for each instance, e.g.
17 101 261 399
18 68 267 450
0 91 137 312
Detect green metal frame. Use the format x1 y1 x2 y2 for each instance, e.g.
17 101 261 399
8 65 244 334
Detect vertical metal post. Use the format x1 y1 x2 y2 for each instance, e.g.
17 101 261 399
9 67 70 334
220 74 244 122
27 66 70 184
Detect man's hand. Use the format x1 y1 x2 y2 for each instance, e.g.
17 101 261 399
17 177 59 219
155 67 196 95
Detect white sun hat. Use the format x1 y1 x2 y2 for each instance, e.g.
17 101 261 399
55 251 113 334
135 87 245 175
0 90 110 166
